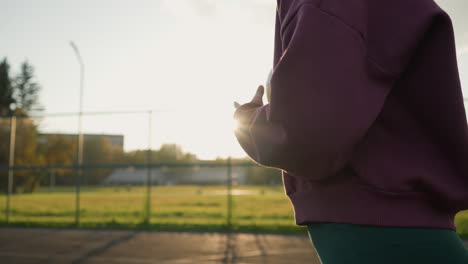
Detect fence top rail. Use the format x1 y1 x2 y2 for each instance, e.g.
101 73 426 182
0 161 260 171
0 106 266 118
2 97 468 118
0 109 177 118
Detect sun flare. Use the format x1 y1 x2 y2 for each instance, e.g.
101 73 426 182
232 118 240 131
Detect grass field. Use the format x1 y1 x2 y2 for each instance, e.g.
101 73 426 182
0 185 305 234
1 185 468 237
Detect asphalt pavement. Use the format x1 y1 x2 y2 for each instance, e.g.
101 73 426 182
1 228 467 264
0 228 320 264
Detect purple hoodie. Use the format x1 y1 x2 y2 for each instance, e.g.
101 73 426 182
234 0 468 231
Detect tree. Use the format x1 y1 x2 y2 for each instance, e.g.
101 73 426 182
0 58 15 116
0 117 11 192
153 143 197 163
13 61 43 116
0 59 45 192
10 117 43 193
38 134 76 166
37 134 77 185
83 136 124 184
0 116 42 193
123 143 197 164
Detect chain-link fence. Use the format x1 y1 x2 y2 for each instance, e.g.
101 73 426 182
2 103 468 234
0 111 299 233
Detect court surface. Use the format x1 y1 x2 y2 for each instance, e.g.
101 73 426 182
0 228 320 264
0 228 467 264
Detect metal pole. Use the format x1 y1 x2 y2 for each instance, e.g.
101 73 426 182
144 110 153 224
6 115 16 223
71 41 84 226
227 156 232 231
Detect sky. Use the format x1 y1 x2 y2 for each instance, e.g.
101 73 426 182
1 0 467 160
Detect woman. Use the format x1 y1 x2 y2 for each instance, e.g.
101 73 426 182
233 0 468 263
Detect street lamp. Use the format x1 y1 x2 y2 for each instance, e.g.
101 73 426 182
70 41 84 225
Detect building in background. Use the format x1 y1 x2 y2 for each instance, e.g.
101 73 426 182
104 166 248 186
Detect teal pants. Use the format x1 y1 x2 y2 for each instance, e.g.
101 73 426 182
307 222 468 264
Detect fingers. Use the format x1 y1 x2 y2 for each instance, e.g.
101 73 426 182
234 85 264 111
251 85 264 105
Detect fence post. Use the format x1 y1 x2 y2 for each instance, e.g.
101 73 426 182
71 41 85 226
74 112 84 226
227 156 232 231
144 110 153 225
6 115 16 223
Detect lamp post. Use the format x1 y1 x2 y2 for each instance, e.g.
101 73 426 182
70 41 84 225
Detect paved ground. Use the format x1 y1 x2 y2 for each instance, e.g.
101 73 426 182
0 228 467 264
0 228 320 264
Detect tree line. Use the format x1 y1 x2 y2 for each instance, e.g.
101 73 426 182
0 58 43 117
0 57 281 193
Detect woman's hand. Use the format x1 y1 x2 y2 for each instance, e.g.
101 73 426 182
233 85 265 109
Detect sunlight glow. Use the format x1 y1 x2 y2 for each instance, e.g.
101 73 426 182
2 0 465 160
232 118 240 132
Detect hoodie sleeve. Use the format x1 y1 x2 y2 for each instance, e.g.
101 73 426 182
234 4 394 180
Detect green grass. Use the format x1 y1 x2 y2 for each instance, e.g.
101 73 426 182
0 185 306 235
1 185 468 237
